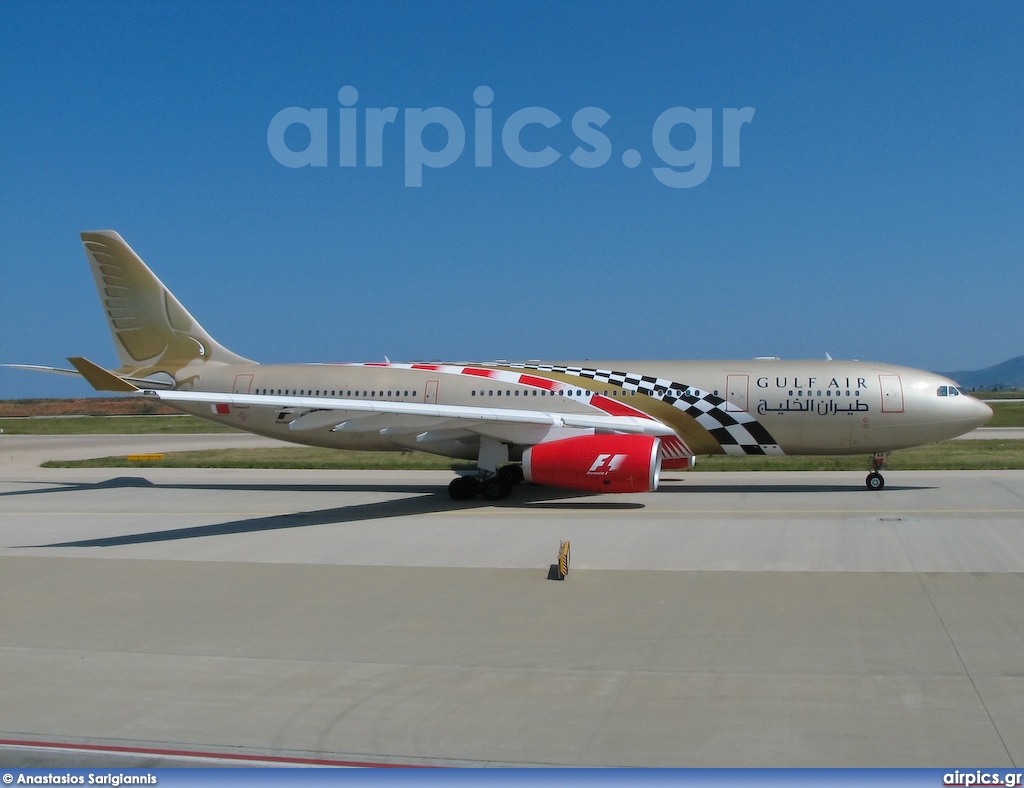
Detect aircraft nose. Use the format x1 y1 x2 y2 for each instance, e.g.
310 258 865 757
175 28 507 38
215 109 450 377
969 396 994 429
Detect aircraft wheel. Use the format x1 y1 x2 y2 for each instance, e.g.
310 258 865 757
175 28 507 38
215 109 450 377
449 476 479 501
866 471 885 491
498 464 524 486
482 477 513 501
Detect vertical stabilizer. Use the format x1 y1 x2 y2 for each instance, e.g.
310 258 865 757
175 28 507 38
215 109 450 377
81 231 254 377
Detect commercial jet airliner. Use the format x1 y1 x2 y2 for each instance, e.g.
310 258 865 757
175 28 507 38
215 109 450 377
10 232 993 500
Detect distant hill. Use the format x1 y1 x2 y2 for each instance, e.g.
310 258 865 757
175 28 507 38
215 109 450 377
942 355 1024 391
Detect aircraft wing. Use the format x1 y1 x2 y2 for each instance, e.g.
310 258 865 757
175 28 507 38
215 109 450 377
144 389 678 443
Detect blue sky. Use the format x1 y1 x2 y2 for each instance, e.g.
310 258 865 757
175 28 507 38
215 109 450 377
2 1 1022 398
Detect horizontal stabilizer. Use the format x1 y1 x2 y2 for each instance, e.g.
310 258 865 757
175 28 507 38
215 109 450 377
67 357 140 392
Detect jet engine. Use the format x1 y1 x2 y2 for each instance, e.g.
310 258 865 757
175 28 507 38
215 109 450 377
522 434 663 493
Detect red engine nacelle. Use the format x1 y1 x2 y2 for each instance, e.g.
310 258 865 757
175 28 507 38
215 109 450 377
522 434 663 493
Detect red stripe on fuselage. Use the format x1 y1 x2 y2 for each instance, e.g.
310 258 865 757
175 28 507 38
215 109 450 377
518 374 559 391
590 394 647 418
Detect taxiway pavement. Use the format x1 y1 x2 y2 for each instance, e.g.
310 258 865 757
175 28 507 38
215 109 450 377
2 435 1024 767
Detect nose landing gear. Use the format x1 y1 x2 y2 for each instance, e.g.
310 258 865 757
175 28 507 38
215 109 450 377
866 453 888 490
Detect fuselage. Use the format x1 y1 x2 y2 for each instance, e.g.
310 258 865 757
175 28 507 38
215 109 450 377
168 358 993 461
29 230 993 499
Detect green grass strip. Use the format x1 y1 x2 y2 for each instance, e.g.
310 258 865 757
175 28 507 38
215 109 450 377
42 447 466 470
985 400 1024 427
0 415 240 435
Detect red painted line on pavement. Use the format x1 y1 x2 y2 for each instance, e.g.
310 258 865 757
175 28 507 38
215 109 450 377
0 738 428 768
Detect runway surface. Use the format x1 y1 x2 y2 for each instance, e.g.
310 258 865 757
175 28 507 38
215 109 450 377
2 434 1024 766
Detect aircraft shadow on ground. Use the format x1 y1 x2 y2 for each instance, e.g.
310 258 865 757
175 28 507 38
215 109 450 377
7 474 932 549
11 476 636 549
3 475 933 500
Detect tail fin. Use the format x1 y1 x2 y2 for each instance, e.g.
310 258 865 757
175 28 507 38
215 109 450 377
80 231 255 379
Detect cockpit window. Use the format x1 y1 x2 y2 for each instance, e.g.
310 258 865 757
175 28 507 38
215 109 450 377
950 387 960 396
937 386 948 396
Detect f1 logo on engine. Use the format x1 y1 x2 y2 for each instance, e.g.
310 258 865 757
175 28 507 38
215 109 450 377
587 453 628 476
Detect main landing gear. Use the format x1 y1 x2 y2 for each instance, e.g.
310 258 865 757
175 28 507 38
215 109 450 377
448 436 524 502
866 453 888 490
448 464 524 501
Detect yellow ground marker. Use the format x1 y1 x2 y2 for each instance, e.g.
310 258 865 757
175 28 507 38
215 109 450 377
557 540 570 580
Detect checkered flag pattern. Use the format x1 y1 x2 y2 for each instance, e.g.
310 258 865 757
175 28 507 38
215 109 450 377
510 363 782 456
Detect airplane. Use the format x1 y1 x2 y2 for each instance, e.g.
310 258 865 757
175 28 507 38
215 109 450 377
9 231 993 500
